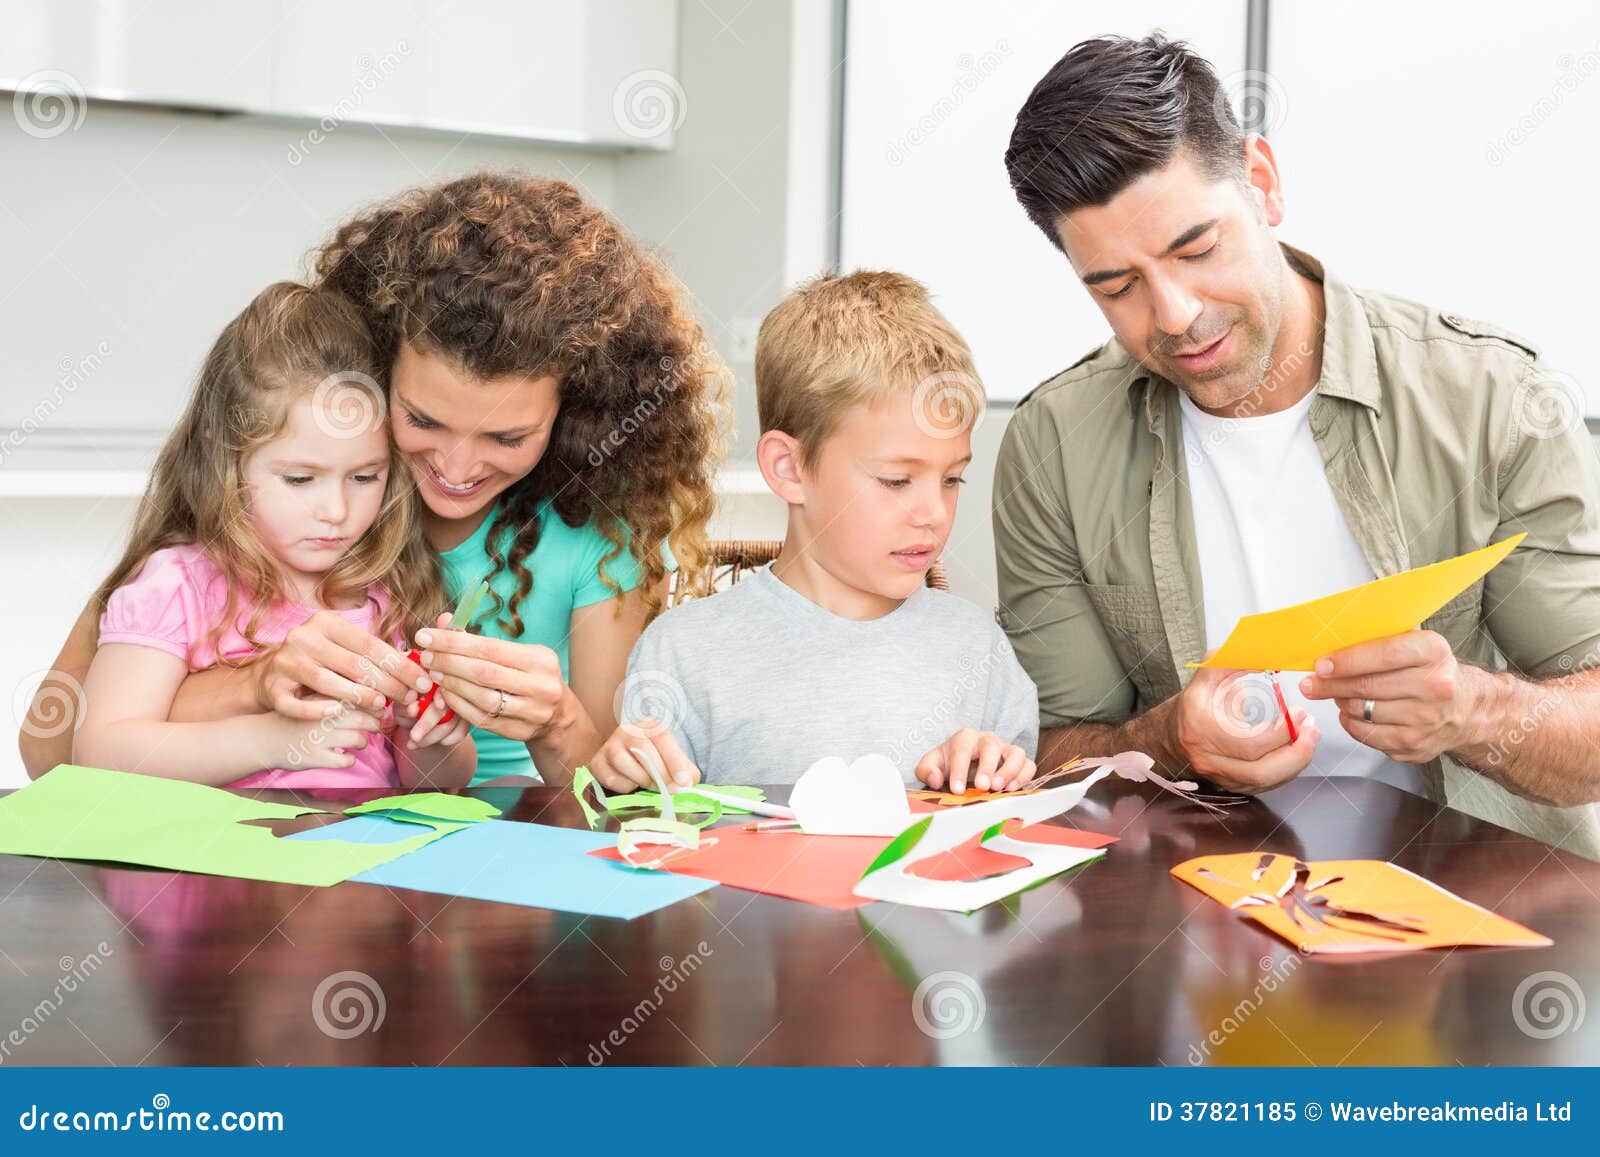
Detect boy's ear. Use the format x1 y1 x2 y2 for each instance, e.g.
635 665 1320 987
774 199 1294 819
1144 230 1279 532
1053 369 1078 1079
756 429 807 505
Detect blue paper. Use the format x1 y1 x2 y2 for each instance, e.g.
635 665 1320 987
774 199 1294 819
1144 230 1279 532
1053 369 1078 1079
290 816 717 920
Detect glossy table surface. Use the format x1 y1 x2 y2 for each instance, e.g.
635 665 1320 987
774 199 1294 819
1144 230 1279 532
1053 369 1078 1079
1 776 1595 1066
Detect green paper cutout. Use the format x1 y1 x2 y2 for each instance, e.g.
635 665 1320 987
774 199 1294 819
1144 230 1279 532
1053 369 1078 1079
0 765 465 888
605 784 764 819
571 765 605 829
344 792 500 824
861 816 933 877
448 578 491 631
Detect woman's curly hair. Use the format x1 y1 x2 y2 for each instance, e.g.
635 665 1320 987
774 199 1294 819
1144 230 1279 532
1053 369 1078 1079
313 171 730 632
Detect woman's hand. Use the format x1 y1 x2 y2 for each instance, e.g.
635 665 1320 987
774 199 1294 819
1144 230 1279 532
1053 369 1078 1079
414 615 568 742
258 611 430 721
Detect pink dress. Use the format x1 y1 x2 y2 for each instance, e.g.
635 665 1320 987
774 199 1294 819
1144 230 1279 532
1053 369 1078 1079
97 542 399 789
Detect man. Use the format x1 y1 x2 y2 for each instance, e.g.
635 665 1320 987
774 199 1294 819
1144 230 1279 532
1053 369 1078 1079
994 34 1600 857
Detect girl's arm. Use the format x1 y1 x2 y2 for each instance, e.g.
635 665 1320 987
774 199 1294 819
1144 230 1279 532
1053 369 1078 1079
170 611 429 723
18 603 96 778
74 644 376 786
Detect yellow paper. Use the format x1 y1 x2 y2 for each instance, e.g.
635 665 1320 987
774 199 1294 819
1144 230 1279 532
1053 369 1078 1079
1192 533 1525 671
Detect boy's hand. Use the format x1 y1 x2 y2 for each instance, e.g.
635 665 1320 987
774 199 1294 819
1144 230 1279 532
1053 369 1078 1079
588 721 702 793
915 728 1036 794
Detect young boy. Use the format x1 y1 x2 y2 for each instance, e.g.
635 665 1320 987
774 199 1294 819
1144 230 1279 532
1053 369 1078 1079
588 271 1039 794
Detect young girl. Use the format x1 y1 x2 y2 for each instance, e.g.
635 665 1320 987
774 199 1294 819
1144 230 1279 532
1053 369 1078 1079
73 282 474 790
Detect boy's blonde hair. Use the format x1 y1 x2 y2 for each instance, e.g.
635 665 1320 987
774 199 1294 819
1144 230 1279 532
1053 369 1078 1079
755 270 984 464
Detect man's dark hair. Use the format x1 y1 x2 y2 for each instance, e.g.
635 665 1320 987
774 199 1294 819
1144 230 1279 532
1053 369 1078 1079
1005 34 1245 250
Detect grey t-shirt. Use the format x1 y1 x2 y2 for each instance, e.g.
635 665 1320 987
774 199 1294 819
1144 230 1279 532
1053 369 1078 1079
621 564 1039 785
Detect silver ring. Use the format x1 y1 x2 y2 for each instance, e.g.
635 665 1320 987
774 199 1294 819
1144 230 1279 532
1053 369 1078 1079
490 689 507 719
1362 697 1376 723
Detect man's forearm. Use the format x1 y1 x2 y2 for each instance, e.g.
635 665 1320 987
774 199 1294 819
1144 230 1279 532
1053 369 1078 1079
1039 695 1186 776
1448 665 1600 808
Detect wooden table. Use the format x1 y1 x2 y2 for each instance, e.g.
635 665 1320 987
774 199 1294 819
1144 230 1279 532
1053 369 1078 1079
1 777 1595 1066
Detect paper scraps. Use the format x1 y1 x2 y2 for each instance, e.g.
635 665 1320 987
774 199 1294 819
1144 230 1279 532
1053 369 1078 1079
1172 851 1551 954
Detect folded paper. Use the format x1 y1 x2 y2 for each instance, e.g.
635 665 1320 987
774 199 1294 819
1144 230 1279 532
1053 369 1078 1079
789 754 913 836
854 771 1112 912
1171 851 1551 954
1193 534 1525 672
590 817 1115 910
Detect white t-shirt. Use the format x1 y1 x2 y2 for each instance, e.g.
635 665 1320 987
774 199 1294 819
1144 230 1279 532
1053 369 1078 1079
1178 388 1425 795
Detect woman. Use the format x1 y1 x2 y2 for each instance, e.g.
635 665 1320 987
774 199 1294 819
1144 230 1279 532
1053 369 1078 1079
20 171 727 787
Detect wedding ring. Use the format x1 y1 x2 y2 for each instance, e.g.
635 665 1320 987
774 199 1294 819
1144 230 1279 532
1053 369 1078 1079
1362 697 1376 723
491 689 507 719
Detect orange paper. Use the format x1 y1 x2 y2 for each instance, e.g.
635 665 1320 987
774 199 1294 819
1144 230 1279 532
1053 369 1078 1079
1172 852 1550 954
591 822 1116 910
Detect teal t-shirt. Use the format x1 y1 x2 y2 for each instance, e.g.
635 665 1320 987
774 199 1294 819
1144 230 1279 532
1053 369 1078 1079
439 499 648 785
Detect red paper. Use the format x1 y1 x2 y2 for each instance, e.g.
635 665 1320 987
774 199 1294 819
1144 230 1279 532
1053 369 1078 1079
589 820 1115 910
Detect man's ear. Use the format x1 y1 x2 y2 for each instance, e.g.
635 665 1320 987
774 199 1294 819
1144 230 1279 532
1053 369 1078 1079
757 429 807 505
1242 133 1286 227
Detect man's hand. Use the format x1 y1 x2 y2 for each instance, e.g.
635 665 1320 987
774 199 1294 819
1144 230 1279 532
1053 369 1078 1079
1176 665 1319 793
1300 629 1480 764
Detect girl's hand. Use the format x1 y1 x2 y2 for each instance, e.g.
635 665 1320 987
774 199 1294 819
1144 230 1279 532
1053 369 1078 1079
264 704 384 771
393 686 473 751
914 729 1037 795
258 610 430 721
588 723 702 793
413 617 567 742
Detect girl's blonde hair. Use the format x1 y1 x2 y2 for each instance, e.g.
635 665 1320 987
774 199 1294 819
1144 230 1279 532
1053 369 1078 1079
93 282 445 658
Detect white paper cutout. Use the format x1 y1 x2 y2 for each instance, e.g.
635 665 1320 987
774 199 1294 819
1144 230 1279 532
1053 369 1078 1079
788 753 915 837
852 768 1112 912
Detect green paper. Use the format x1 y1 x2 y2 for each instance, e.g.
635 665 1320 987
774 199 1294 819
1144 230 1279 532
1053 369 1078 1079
448 578 491 630
0 765 465 888
344 792 500 824
605 784 765 819
571 765 605 829
861 816 933 877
